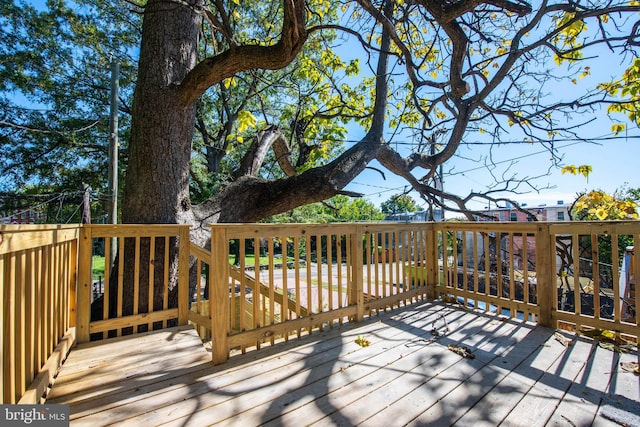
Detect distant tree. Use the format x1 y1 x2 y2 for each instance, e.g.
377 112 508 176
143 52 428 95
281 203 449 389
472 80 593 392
625 186 640 203
329 196 386 222
380 194 420 215
267 195 384 223
0 0 138 204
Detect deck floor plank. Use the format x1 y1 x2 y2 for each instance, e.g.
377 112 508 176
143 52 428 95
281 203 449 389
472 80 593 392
448 326 573 427
47 326 211 412
221 306 475 426
498 336 597 427
410 324 560 427
360 317 554 427
545 342 619 427
110 305 464 427
45 302 639 427
306 314 537 427
63 319 367 423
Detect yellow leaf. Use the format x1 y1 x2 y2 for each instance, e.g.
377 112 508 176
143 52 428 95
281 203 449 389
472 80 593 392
611 123 626 135
237 110 257 133
595 208 608 220
578 165 592 178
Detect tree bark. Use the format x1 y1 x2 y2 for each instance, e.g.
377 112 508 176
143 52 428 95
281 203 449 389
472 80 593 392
122 0 199 226
113 0 201 324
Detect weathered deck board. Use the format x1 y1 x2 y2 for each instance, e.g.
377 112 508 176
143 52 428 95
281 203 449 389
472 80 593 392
46 302 639 426
46 325 212 410
407 325 564 427
173 306 477 427
545 343 621 427
304 312 541 427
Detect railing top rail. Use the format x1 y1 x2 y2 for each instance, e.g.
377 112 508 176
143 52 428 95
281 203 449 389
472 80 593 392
0 224 81 232
548 221 640 234
82 224 191 238
0 225 80 255
434 220 640 233
433 222 540 232
208 222 433 237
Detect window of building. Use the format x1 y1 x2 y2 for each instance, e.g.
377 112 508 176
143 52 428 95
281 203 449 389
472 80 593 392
510 212 517 222
557 211 565 221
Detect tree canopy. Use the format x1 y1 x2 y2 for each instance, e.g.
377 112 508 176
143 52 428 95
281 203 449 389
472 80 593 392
380 194 420 214
2 0 640 229
267 195 385 223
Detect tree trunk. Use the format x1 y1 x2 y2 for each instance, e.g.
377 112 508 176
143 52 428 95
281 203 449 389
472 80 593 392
112 0 389 325
115 0 200 322
122 0 199 226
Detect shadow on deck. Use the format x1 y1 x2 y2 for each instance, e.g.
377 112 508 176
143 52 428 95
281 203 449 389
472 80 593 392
47 301 639 426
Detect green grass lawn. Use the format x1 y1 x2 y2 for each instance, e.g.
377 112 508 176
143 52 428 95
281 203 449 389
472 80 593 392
92 255 105 280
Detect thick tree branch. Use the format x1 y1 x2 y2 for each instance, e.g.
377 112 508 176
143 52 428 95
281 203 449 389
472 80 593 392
192 0 396 226
235 125 297 178
177 0 307 106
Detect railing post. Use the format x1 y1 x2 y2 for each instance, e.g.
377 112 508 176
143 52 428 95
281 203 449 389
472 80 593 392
68 229 79 328
536 224 554 327
349 225 364 322
76 225 92 343
425 224 438 300
177 225 190 326
210 225 230 364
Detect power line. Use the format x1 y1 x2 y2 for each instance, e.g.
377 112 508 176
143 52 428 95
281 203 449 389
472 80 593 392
456 134 640 146
349 139 594 200
302 132 640 147
445 141 584 177
0 192 71 222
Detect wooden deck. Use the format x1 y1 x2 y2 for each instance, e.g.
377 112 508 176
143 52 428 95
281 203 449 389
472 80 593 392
47 301 640 426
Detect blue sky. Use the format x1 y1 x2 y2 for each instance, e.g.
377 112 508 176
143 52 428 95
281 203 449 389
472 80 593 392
11 1 639 214
345 124 639 211
339 22 640 213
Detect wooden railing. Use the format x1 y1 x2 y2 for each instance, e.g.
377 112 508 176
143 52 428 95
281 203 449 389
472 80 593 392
75 224 192 342
194 223 435 363
1 225 79 404
1 221 638 401
547 222 638 336
432 222 639 339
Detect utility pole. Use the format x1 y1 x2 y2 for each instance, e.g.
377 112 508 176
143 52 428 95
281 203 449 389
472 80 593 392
82 183 91 224
107 60 119 264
